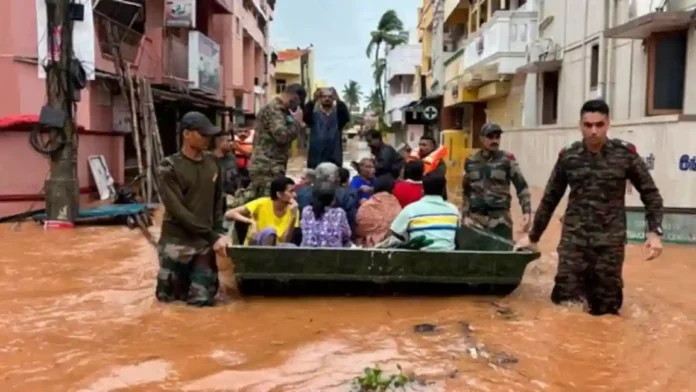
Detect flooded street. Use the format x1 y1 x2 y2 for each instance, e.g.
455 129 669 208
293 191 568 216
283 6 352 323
2 154 696 391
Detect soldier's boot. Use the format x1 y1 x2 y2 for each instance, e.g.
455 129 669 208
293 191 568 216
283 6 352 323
187 252 219 307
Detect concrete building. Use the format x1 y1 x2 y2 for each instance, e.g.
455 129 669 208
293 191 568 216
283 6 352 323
505 0 696 212
385 30 421 127
0 0 275 216
269 46 315 98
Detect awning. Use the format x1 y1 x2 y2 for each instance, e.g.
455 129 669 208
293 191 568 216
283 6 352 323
400 100 419 110
604 11 695 39
516 59 562 74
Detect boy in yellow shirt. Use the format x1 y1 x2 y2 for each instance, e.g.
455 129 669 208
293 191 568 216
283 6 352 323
226 177 299 245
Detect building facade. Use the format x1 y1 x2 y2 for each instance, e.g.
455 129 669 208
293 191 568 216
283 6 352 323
0 0 275 217
385 31 423 147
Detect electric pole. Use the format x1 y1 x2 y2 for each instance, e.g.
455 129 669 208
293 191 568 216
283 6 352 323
45 0 79 224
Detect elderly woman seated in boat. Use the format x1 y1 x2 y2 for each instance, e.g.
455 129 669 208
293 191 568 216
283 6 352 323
300 183 351 248
296 162 358 241
377 171 459 251
349 157 376 205
225 176 298 246
355 174 402 247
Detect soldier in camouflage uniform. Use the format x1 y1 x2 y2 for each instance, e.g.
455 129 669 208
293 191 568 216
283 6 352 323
156 112 232 307
516 99 664 316
462 123 532 240
231 84 306 207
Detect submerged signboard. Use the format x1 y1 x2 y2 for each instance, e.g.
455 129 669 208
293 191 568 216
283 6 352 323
626 209 696 245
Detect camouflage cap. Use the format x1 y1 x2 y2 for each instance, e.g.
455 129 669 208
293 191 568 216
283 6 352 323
180 111 221 136
481 123 503 136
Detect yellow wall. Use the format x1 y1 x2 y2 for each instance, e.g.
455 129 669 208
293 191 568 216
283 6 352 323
275 58 301 75
482 75 525 129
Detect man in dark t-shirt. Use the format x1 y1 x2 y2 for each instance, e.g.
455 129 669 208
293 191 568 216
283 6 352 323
156 111 232 307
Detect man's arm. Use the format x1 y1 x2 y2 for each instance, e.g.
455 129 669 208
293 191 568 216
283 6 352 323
627 152 664 233
303 101 314 127
337 101 350 130
158 160 220 245
509 158 532 214
267 107 299 145
528 156 568 243
213 162 225 235
461 161 472 216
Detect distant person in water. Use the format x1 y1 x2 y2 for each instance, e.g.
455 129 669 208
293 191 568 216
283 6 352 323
156 111 232 307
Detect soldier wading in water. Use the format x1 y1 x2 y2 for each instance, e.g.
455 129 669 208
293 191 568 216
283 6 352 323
515 99 664 316
156 112 232 307
462 123 532 240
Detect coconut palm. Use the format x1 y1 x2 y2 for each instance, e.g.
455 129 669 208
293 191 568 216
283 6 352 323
342 80 362 113
365 89 383 114
366 10 408 119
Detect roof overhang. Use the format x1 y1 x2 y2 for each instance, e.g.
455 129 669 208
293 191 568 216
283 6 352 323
516 59 562 74
604 11 695 39
212 0 233 14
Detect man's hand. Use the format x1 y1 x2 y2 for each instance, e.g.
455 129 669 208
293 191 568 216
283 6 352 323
521 213 531 232
290 107 304 124
644 232 663 260
359 185 373 194
213 235 233 256
248 221 259 240
513 234 538 251
463 217 474 226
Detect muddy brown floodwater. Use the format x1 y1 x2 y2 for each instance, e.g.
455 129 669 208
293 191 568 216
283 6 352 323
2 155 696 391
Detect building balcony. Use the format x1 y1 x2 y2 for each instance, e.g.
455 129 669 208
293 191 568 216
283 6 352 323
461 9 537 77
386 93 414 115
444 49 462 83
444 0 469 26
418 0 434 32
386 46 421 82
242 1 268 49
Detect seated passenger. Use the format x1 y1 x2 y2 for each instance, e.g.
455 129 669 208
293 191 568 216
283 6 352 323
225 176 298 246
349 158 376 204
355 174 402 247
300 184 351 248
297 162 358 238
393 160 424 208
338 167 351 188
383 171 459 251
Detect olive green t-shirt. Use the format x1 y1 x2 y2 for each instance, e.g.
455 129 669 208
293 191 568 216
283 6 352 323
158 151 224 249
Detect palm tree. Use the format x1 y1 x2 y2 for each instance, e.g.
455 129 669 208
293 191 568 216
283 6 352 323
365 89 382 114
342 80 362 113
366 10 408 120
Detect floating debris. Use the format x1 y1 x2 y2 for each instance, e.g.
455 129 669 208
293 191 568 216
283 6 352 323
413 323 438 333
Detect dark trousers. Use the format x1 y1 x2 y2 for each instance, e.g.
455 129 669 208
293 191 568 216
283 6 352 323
552 242 625 316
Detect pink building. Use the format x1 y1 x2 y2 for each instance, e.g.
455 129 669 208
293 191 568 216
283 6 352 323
0 0 274 217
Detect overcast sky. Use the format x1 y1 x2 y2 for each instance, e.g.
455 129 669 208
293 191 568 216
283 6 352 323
271 0 421 104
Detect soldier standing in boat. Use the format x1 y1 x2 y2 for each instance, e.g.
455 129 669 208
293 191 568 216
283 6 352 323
232 84 306 206
156 111 232 307
515 99 664 316
462 123 532 240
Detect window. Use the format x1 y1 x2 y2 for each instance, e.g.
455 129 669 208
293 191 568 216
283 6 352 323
93 0 145 62
589 44 599 89
541 70 559 125
276 79 286 94
647 31 687 116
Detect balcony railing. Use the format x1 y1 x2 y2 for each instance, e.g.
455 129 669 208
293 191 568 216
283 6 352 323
164 34 189 81
94 14 143 63
461 10 537 74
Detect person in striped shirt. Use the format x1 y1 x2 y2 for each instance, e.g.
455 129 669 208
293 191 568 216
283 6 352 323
387 171 460 251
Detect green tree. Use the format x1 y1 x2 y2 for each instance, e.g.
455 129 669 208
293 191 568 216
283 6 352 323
365 89 382 114
342 80 362 113
365 10 408 121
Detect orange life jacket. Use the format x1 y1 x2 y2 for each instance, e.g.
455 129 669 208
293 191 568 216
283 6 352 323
234 130 254 169
410 146 449 174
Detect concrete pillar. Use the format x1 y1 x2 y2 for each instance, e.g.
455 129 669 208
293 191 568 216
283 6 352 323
522 73 538 127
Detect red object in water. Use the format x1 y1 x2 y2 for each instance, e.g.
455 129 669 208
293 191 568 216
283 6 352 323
44 220 75 230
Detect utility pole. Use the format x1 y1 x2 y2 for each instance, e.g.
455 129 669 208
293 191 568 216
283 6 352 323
45 0 79 224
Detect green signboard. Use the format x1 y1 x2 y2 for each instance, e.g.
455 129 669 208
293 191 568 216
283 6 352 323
626 210 696 245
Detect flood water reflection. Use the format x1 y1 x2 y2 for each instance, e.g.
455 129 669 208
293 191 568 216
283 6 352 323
1 162 696 391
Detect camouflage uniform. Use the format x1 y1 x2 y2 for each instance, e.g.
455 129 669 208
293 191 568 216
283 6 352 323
156 151 224 307
529 139 663 316
230 97 300 207
462 149 531 240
